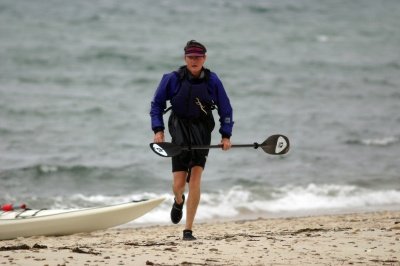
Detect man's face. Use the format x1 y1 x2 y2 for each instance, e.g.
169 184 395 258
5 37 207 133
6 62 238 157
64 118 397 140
185 55 206 76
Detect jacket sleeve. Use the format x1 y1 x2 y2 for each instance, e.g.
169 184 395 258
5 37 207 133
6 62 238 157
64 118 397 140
210 73 234 138
150 74 172 132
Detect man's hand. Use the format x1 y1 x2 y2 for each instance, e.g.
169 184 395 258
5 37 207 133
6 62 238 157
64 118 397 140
154 131 165 143
221 138 232 151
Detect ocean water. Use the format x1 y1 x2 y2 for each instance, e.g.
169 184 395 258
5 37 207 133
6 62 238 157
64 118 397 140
1 0 400 225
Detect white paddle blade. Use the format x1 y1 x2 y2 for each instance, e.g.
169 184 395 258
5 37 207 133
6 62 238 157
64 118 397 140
150 143 169 157
149 143 182 157
275 136 289 154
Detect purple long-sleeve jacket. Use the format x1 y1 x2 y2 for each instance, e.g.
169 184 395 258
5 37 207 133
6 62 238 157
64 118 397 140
150 69 234 138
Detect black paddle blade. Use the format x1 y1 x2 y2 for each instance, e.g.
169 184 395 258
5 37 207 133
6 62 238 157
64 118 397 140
260 135 290 155
149 142 182 157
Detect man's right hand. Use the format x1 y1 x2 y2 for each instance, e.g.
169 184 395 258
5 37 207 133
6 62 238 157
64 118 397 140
154 131 165 143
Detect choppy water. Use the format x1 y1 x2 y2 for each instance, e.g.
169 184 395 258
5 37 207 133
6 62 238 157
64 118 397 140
1 0 400 225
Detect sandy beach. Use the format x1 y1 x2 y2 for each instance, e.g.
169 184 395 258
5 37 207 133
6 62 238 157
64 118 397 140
1 211 399 266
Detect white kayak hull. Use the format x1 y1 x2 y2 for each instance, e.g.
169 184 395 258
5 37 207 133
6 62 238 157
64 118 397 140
0 197 165 240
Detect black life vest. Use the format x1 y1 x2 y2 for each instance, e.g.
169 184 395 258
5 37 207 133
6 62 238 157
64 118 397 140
170 66 214 120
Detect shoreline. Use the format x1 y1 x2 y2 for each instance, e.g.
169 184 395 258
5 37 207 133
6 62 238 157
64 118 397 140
1 210 400 265
128 204 400 228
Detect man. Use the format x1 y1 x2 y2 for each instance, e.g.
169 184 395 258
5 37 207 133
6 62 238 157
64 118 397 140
150 40 233 240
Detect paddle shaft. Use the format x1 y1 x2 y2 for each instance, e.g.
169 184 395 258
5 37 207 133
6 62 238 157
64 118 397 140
181 143 263 150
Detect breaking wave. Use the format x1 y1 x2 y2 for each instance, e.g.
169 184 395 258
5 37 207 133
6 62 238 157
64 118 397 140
345 136 400 147
6 183 397 225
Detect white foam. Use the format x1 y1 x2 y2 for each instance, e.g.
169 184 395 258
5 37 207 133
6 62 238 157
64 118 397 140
133 184 400 224
56 184 400 225
195 184 400 222
257 183 400 212
361 136 399 146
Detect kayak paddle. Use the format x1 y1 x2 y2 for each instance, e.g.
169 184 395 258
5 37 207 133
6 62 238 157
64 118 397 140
149 134 290 157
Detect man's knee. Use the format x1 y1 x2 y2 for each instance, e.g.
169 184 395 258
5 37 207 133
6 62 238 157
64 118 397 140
173 171 187 191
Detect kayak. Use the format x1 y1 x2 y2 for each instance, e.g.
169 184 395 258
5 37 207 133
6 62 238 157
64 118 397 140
0 197 165 240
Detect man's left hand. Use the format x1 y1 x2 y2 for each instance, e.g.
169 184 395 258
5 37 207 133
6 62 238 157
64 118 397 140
221 138 232 151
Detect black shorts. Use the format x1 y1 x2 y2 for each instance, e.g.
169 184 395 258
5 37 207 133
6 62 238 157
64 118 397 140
168 112 215 172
